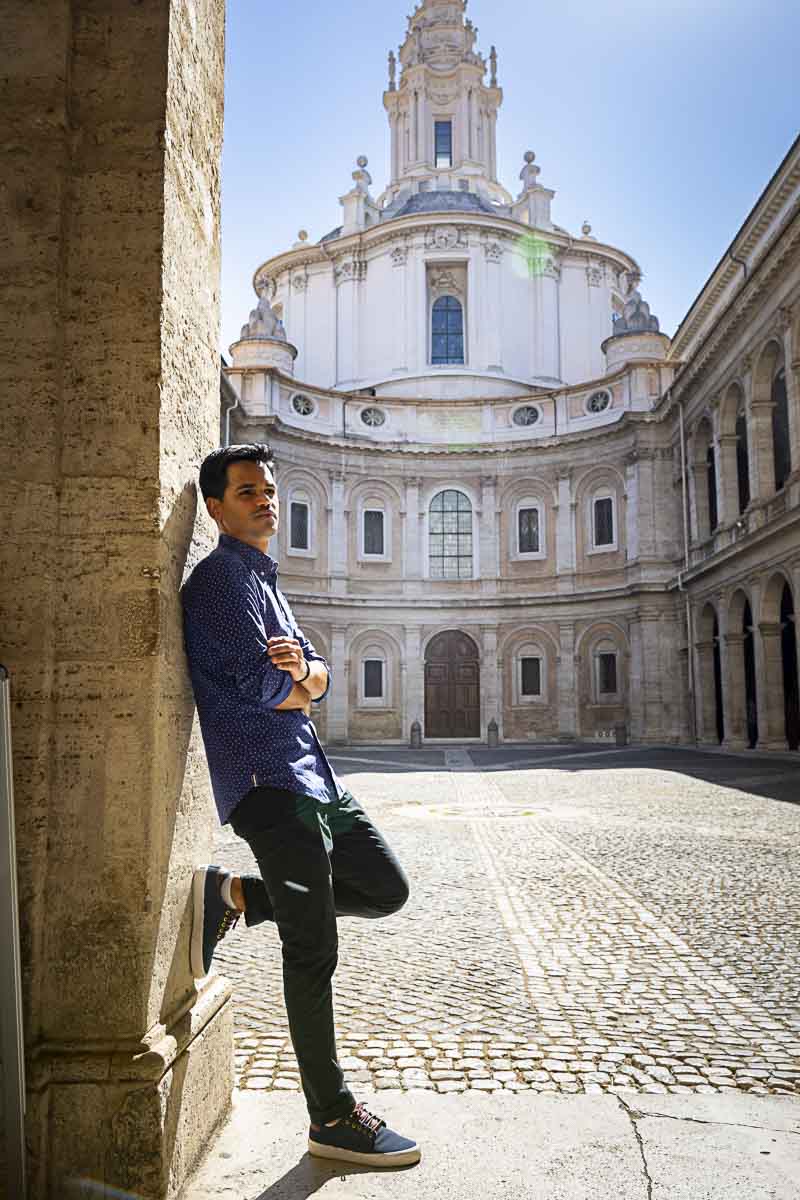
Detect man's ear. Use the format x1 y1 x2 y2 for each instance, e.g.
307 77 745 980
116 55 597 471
206 497 222 525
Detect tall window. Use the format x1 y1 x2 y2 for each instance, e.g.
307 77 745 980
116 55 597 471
736 408 750 513
363 509 385 556
521 657 542 698
772 369 791 491
363 660 384 699
707 444 718 533
290 501 309 551
435 120 453 168
429 489 473 579
431 295 464 365
518 507 540 555
593 496 615 548
598 652 618 696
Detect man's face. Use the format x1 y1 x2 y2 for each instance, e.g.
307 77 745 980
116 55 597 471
207 459 279 548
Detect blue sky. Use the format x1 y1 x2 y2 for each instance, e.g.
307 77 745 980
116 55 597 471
220 0 799 357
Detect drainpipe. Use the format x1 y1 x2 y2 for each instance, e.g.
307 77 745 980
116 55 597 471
674 389 698 744
223 392 240 448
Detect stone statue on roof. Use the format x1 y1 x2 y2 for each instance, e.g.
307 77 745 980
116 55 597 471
241 293 287 342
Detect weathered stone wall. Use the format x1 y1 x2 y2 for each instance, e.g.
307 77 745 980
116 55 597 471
0 1 230 1195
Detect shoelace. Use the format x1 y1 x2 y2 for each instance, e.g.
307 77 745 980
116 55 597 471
215 907 241 943
348 1103 386 1138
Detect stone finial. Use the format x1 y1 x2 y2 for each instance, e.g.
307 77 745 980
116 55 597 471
239 293 287 342
352 155 372 194
582 221 592 237
519 150 540 191
490 45 498 86
298 229 308 242
388 50 397 90
611 290 661 335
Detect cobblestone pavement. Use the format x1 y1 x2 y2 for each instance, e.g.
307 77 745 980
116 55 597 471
211 744 800 1099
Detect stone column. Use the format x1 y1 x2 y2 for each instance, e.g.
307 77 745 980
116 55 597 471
745 346 776 501
403 626 424 740
723 633 748 749
781 312 800 505
328 626 349 744
481 626 499 742
479 474 497 588
0 3 231 1196
628 616 645 741
328 471 348 596
555 469 575 589
758 623 789 750
403 476 422 591
482 240 503 370
695 639 718 743
691 459 711 542
557 623 577 741
717 434 741 525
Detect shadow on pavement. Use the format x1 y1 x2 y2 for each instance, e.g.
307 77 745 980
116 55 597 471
253 1152 418 1199
325 743 800 806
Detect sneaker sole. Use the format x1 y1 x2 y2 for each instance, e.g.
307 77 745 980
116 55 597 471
307 1138 421 1167
190 865 211 979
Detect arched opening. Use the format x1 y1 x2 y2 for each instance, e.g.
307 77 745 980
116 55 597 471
712 614 724 743
781 584 799 750
735 405 750 512
743 600 758 749
431 294 464 365
706 443 718 532
772 369 791 491
424 630 480 738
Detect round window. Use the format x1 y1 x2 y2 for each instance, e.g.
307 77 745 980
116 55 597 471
512 405 541 427
587 390 611 414
361 406 386 428
292 394 314 417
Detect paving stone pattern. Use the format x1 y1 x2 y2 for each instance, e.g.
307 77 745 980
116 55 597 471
211 749 800 1098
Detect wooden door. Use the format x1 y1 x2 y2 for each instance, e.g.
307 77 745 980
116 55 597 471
424 630 480 738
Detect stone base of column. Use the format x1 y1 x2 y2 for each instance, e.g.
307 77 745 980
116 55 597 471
722 736 749 751
756 738 790 752
26 977 233 1199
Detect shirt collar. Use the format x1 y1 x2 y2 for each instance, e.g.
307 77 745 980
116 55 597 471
219 533 278 579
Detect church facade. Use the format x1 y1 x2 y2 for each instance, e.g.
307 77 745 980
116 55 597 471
225 0 800 752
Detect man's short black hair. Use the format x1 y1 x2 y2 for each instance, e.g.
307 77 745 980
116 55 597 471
199 443 275 502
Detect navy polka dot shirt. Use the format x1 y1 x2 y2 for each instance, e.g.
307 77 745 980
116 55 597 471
181 533 343 824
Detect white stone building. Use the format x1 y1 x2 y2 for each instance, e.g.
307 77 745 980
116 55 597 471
225 0 800 752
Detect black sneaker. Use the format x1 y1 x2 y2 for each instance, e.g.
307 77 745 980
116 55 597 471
308 1103 420 1167
190 864 240 978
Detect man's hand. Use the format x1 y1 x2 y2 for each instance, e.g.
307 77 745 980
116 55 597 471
267 636 308 683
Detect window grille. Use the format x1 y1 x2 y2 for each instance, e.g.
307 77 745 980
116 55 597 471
598 653 617 695
431 295 464 365
429 489 473 579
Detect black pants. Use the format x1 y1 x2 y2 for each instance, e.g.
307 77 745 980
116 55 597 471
229 785 410 1124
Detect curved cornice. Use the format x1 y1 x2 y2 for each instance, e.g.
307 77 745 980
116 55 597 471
251 213 642 297
237 404 672 459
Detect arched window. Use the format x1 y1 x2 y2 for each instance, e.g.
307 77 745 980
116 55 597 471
736 405 750 513
429 489 473 579
772 369 791 491
431 295 464 365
